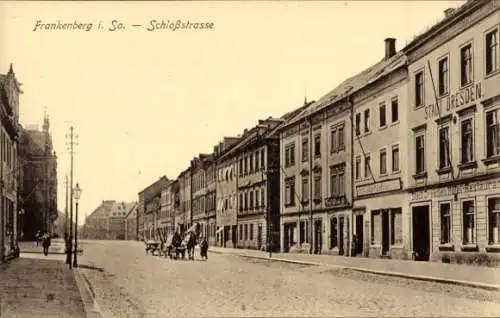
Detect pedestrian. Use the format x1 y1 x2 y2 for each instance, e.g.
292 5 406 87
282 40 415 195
35 230 41 246
200 236 208 260
42 233 51 256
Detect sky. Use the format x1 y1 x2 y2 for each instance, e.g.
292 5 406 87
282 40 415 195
0 0 464 224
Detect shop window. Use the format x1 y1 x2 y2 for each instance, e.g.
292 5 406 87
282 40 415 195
415 134 426 174
415 71 424 107
285 177 295 206
438 56 449 96
364 109 371 133
330 217 338 248
440 203 451 244
390 208 403 246
379 102 386 127
460 118 474 164
439 126 451 169
488 198 500 245
239 224 243 241
302 138 309 161
486 109 500 158
392 145 399 172
391 97 399 123
460 43 473 87
371 211 381 245
486 28 499 75
462 200 475 244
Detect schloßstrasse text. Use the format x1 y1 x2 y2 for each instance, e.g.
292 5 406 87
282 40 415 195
146 20 215 31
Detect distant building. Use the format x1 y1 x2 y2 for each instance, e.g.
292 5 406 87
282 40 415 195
82 200 136 240
137 176 169 241
125 204 138 240
19 114 58 241
0 64 22 262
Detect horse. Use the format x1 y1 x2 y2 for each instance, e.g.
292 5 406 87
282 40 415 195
184 231 198 260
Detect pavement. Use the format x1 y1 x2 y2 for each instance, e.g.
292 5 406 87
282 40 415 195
19 240 84 255
0 254 86 317
76 240 500 317
206 246 500 291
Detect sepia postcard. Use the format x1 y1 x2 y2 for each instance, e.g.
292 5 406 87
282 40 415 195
0 0 500 317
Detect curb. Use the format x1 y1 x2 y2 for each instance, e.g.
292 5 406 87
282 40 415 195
73 267 102 318
209 249 500 292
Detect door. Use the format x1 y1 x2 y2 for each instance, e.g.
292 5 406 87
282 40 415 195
257 225 263 250
314 220 322 254
412 205 430 261
339 217 344 255
381 210 390 256
355 214 364 255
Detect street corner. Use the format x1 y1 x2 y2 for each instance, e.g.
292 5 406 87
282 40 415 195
73 266 102 318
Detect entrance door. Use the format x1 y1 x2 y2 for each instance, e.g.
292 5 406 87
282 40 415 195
355 214 364 255
381 210 390 256
412 205 430 261
314 220 322 254
339 217 344 255
231 225 237 246
257 225 263 250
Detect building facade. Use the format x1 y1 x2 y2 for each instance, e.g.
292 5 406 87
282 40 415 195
82 200 115 240
191 155 208 237
19 115 58 241
177 169 191 234
404 0 500 261
0 64 22 262
215 137 240 247
205 155 217 245
137 176 169 241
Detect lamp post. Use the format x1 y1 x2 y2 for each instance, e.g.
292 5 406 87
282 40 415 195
73 182 82 267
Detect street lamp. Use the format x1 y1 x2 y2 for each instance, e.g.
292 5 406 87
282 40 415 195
73 182 82 267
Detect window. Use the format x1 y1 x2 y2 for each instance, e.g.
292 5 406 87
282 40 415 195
364 154 371 179
301 177 309 203
460 118 474 163
314 175 321 200
440 203 451 244
338 126 344 149
380 149 387 175
250 223 254 241
364 109 370 132
488 198 500 244
285 177 295 206
486 109 500 158
379 102 386 127
261 186 265 208
415 134 425 174
249 190 254 209
239 224 243 240
285 143 295 167
460 44 473 86
244 192 248 210
330 217 338 248
314 134 321 157
486 28 498 75
244 224 248 240
438 126 451 169
391 97 398 123
249 155 253 174
390 208 403 245
415 71 424 107
371 211 381 244
255 189 260 207
261 149 265 169
244 157 248 174
355 156 361 180
331 129 337 151
300 221 309 244
330 164 345 196
392 145 399 172
255 152 260 171
302 138 309 161
462 200 475 244
438 57 449 96
355 113 361 136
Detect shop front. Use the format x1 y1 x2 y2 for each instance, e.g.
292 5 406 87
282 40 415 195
409 176 500 262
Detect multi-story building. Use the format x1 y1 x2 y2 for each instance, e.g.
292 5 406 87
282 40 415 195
191 154 213 238
19 115 58 241
158 179 175 237
107 201 137 240
137 176 169 241
224 118 282 252
351 40 409 259
214 137 240 247
165 179 178 236
0 64 22 262
404 0 500 261
82 200 136 240
177 168 191 233
205 155 217 245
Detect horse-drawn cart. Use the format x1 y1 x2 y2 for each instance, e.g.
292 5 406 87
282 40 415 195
164 233 186 260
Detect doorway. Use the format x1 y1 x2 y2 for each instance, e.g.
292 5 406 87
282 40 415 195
412 205 430 261
355 214 364 255
314 220 322 254
257 224 263 250
339 216 345 255
381 210 390 256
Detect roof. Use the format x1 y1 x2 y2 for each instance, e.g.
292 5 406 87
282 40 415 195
126 204 138 219
86 200 116 220
86 200 137 220
282 51 407 129
109 201 137 218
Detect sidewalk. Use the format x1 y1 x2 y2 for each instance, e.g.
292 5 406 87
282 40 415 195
19 240 83 255
207 246 500 291
0 257 85 317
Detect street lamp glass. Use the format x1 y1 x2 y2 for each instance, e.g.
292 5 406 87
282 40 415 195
73 183 82 201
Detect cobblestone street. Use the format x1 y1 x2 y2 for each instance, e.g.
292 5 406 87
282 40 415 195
78 240 500 317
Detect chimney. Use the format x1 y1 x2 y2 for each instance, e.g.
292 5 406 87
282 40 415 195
444 8 455 18
384 38 396 60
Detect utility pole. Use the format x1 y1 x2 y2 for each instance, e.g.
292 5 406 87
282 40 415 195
65 126 77 267
65 175 68 241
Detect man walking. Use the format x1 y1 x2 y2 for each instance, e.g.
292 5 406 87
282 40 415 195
42 233 51 256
